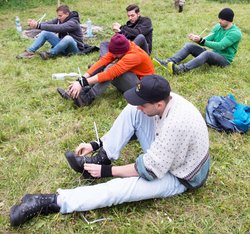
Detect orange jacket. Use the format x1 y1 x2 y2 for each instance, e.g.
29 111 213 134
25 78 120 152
87 41 155 83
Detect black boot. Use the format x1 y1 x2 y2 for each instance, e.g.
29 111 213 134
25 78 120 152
57 87 71 100
65 148 111 176
10 194 59 226
74 87 95 107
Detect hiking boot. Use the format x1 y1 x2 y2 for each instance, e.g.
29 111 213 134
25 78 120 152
16 50 35 59
74 87 95 107
153 57 168 70
57 87 71 100
39 51 53 60
167 61 180 75
10 194 59 226
65 148 111 176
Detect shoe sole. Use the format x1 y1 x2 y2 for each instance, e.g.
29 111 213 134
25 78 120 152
167 62 174 75
152 58 168 70
16 55 34 59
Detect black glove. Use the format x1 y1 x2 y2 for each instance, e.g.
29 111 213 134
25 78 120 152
78 76 89 87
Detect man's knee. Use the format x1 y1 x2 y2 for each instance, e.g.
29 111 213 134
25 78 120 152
199 50 212 59
134 34 146 44
61 35 74 43
183 42 198 50
39 31 54 38
135 34 146 40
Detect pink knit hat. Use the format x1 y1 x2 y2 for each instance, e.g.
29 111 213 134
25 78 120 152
108 34 130 54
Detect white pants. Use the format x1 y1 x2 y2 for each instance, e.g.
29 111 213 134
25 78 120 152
58 174 186 213
57 105 186 214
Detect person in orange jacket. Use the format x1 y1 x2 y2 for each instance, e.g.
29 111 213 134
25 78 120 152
57 33 155 107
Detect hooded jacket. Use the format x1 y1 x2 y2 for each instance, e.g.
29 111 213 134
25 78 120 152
38 11 84 51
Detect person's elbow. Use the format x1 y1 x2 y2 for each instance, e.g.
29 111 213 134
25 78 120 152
135 154 157 181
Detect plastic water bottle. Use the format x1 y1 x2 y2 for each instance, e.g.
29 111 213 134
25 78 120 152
86 19 93 37
15 16 22 33
52 72 79 80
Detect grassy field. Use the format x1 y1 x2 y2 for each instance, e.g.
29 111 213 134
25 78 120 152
0 0 249 233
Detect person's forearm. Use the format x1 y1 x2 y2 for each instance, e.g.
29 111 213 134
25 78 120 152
112 163 139 177
86 75 99 85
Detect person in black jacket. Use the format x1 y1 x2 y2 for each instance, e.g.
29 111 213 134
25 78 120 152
100 4 153 56
16 5 84 60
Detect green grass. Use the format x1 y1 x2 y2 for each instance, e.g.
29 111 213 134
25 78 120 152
0 0 250 233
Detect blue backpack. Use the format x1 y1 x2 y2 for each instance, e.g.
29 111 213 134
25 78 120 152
205 94 250 133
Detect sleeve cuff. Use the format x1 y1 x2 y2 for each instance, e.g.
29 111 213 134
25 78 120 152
135 154 156 181
198 38 206 46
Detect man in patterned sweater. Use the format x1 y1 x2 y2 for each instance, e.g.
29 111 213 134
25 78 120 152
10 75 210 226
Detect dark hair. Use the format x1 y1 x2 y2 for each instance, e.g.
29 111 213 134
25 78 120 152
126 4 140 13
56 5 70 14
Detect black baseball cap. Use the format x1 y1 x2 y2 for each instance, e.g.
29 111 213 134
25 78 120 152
124 74 171 105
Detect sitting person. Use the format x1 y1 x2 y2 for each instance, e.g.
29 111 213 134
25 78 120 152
10 74 210 226
57 33 155 107
100 4 153 56
154 8 242 74
16 5 85 60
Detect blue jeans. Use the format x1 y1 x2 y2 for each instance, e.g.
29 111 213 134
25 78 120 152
170 43 229 72
28 31 79 56
57 105 186 213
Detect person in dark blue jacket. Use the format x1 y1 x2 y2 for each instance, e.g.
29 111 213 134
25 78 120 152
16 5 84 60
100 4 153 56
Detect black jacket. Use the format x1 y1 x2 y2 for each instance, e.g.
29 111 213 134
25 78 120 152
38 11 84 51
120 16 153 53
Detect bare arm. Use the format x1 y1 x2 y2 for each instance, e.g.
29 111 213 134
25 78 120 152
112 164 139 177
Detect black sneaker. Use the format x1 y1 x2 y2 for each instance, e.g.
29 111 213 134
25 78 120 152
57 87 71 100
39 51 53 60
153 57 168 70
65 148 111 175
10 194 59 226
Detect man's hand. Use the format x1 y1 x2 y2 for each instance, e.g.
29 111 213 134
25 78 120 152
112 22 121 33
68 81 82 98
84 163 102 177
188 33 201 43
28 19 38 29
75 143 93 156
